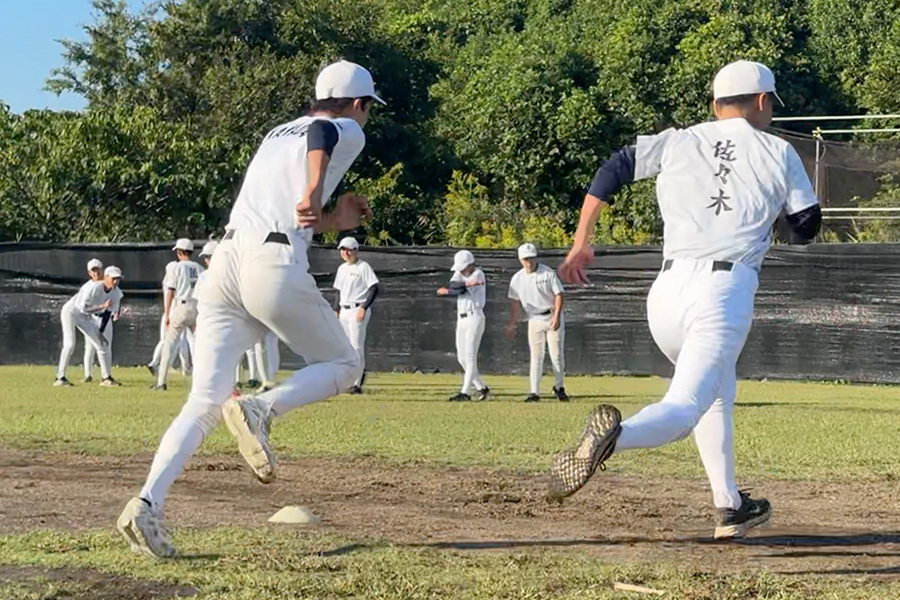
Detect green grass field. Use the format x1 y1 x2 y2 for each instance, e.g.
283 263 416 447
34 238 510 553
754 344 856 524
2 366 900 599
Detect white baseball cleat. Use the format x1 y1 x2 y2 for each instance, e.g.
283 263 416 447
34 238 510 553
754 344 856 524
116 497 175 558
222 396 276 483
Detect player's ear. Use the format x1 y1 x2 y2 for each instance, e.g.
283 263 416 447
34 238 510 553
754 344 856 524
756 93 767 112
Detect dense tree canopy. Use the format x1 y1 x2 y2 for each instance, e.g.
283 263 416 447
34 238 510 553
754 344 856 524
2 0 898 244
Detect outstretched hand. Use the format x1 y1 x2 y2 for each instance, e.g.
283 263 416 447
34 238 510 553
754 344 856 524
558 243 594 286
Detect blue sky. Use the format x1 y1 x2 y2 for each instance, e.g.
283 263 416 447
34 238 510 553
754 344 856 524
1 0 144 113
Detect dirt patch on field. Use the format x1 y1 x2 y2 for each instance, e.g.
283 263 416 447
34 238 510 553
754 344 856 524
2 448 899 578
0 564 197 599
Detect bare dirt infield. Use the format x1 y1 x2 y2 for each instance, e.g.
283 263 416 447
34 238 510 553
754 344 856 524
2 448 899 578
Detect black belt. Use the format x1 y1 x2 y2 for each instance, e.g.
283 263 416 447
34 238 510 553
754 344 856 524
662 259 734 273
222 230 289 245
539 309 552 316
342 303 363 309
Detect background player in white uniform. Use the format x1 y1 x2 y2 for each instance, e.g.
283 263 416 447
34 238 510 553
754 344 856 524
82 258 106 382
437 250 489 402
237 333 280 391
147 254 191 377
333 236 379 394
54 266 124 387
118 60 384 558
506 243 567 402
549 61 822 540
152 239 203 390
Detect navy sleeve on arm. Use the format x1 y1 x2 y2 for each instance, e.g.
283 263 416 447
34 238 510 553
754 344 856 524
307 120 339 157
444 281 467 297
363 284 379 309
785 205 822 242
586 146 636 205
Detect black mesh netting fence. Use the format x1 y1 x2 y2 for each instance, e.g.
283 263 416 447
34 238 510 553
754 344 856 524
3 241 900 383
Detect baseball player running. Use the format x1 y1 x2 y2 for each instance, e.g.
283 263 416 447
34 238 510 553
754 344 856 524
437 250 490 402
549 61 821 539
506 243 567 402
151 239 203 390
118 60 383 558
147 257 191 378
54 266 124 387
333 236 379 393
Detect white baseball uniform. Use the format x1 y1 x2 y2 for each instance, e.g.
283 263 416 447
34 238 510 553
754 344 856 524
83 287 122 379
609 118 819 510
450 268 487 395
333 260 379 387
157 260 203 386
138 114 365 513
508 263 565 395
149 261 191 374
237 333 280 386
57 280 121 380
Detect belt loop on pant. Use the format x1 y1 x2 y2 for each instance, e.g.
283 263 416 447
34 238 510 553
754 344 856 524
223 230 235 241
459 312 469 319
662 259 673 272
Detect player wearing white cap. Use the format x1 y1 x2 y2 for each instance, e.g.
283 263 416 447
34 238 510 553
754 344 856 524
549 61 821 539
82 258 105 382
506 243 567 402
437 250 490 402
147 254 191 379
118 60 384 558
54 266 124 387
151 239 203 390
333 236 379 393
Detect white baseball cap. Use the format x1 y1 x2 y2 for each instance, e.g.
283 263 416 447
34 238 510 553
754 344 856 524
451 250 475 272
338 236 360 250
316 60 387 106
713 60 784 106
200 241 218 257
517 243 538 260
104 266 122 279
87 258 103 271
172 238 194 252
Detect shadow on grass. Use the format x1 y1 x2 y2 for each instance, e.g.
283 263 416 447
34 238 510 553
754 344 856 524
317 531 900 558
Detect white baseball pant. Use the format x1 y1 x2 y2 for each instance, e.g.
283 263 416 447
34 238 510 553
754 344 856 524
339 307 371 387
237 331 280 384
57 302 111 380
139 229 358 513
157 300 198 386
614 259 757 510
528 314 565 394
149 313 191 374
83 317 113 379
456 310 486 395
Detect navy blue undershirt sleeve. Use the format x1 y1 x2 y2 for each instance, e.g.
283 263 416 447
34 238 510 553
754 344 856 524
444 281 467 296
586 146 636 205
785 205 822 242
307 120 339 157
362 284 379 309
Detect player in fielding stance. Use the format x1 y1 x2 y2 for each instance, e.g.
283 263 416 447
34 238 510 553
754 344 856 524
151 239 203 390
55 266 124 387
549 61 821 539
118 60 384 558
333 236 379 394
506 243 567 402
437 250 490 402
